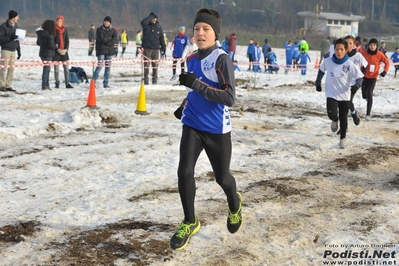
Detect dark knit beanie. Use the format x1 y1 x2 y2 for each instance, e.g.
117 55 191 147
9 10 18 20
193 9 221 39
368 38 378 47
104 16 112 23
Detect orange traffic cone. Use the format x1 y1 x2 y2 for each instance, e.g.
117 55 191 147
135 82 149 115
85 79 100 109
314 57 319 69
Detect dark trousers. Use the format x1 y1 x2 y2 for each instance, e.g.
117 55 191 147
41 57 52 89
143 48 160 84
177 125 239 223
361 77 377 116
327 98 350 139
349 91 356 112
248 54 253 70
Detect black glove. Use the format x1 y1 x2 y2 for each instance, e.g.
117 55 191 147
17 50 21 60
179 72 197 88
380 71 386 77
361 67 366 74
174 99 187 120
160 50 165 56
316 85 322 92
9 35 18 41
350 85 359 94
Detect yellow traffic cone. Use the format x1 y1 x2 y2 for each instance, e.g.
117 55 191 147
135 83 149 115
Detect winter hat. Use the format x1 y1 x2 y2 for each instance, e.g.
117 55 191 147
193 9 221 39
8 10 18 20
368 38 378 46
104 16 112 24
178 26 185 31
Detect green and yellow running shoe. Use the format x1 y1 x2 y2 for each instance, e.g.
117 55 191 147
227 192 243 234
170 216 201 250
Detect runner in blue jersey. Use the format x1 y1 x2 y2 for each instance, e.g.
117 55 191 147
170 8 242 251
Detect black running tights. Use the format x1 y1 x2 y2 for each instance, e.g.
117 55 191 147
327 98 350 139
361 77 377 116
177 125 239 224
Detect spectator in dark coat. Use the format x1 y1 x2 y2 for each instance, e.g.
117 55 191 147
88 24 96 56
37 20 57 91
93 16 118 88
53 15 73 88
140 12 166 85
0 10 21 92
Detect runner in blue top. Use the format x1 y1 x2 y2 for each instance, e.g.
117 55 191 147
390 47 399 78
298 48 311 75
170 26 189 80
170 7 242 251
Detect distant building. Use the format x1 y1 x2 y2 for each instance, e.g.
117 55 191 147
297 11 365 38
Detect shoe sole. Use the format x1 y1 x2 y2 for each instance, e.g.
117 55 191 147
173 221 201 251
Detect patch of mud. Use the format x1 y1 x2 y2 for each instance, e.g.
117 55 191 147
49 220 173 265
0 221 40 243
247 177 312 201
387 174 399 189
351 218 379 234
128 187 178 202
333 146 399 170
341 200 380 209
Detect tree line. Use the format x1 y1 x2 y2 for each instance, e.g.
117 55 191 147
1 0 397 40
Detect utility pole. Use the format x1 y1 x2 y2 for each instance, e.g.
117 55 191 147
372 0 374 20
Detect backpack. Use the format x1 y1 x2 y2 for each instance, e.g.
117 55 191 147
69 67 89 83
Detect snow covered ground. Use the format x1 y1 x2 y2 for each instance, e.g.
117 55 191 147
0 37 398 265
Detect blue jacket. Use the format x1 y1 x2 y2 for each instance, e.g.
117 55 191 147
292 43 300 60
298 52 311 65
247 43 255 56
267 51 279 71
390 51 399 63
252 46 261 62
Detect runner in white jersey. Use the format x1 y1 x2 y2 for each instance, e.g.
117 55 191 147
344 35 368 130
315 38 364 149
